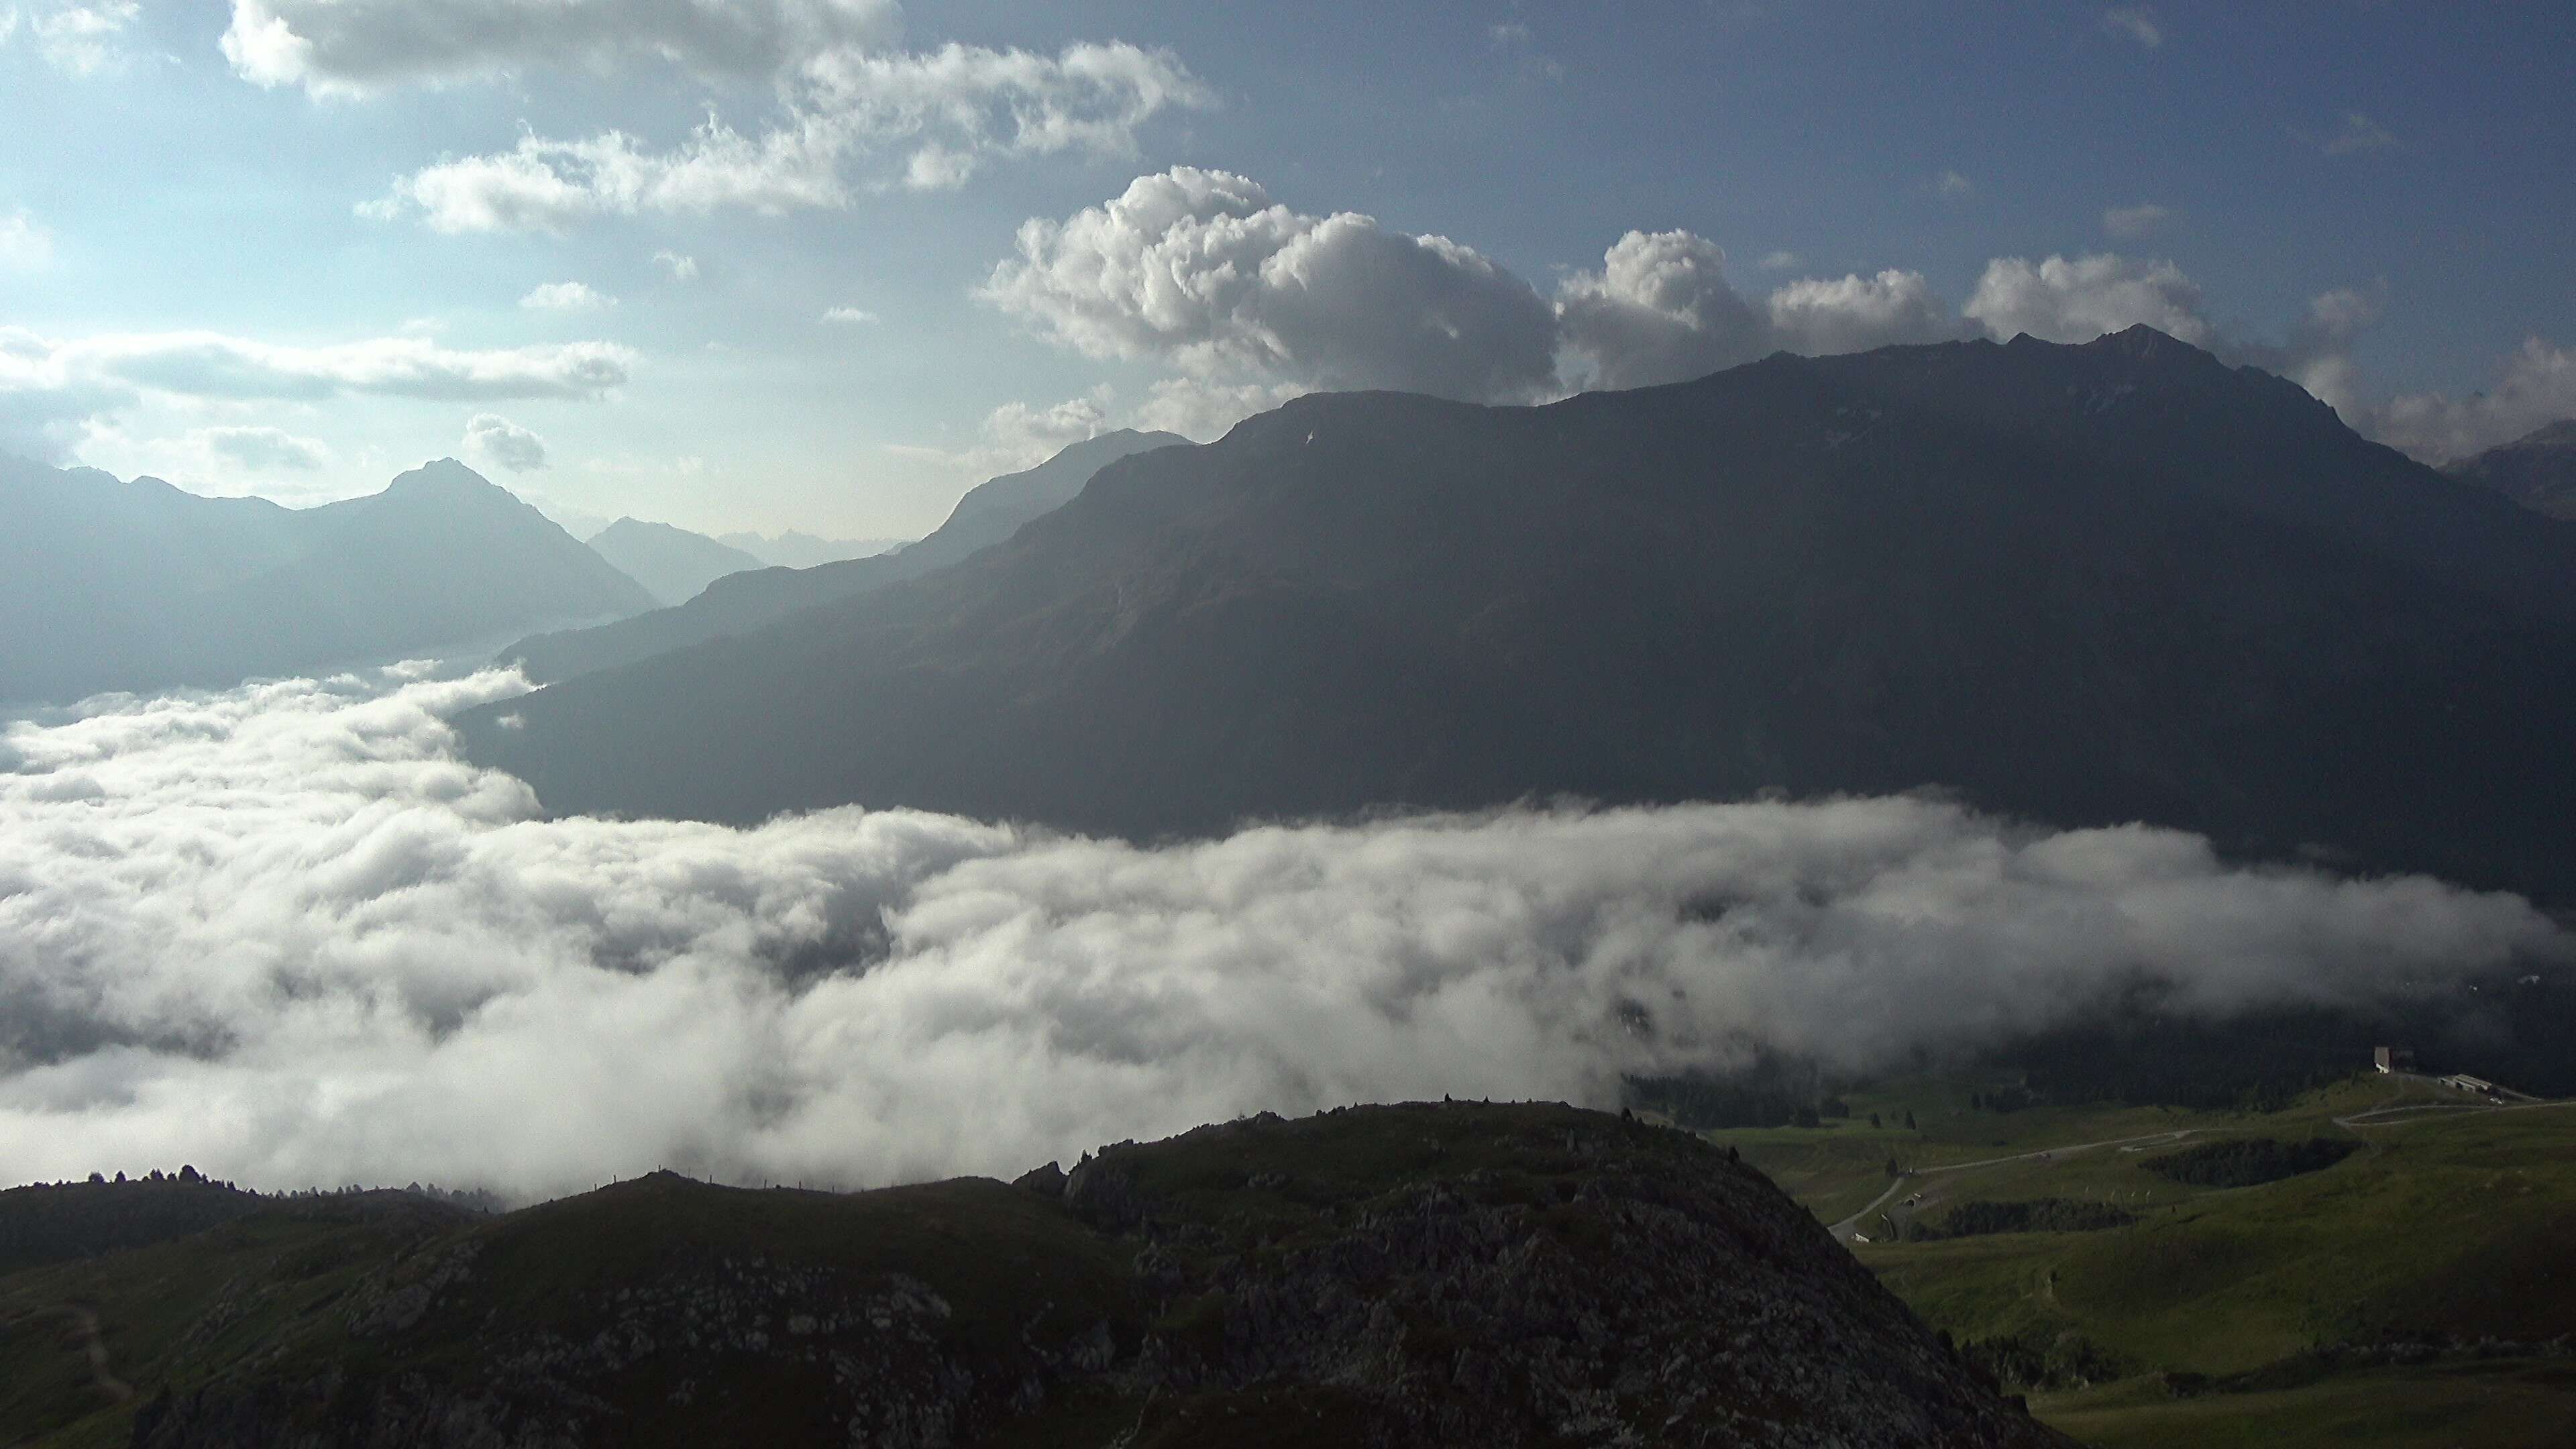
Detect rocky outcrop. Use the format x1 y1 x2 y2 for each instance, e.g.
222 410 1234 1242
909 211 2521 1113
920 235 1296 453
127 1105 2070 1448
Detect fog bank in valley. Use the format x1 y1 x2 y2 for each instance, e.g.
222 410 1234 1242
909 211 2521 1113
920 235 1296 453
0 668 2559 1201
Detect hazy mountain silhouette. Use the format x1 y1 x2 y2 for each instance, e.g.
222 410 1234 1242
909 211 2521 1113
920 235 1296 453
584 518 765 606
462 330 2576 902
2447 419 2576 521
501 429 1190 683
714 529 908 570
1 458 655 707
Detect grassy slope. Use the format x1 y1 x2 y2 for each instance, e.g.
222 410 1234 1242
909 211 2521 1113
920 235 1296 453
1704 1075 2576 1446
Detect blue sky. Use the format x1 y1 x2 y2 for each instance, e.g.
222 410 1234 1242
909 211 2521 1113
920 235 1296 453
2 1 2569 537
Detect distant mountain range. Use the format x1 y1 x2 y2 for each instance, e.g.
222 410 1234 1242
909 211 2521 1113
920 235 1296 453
1 458 655 708
715 529 908 570
583 518 765 606
2449 419 2576 520
500 429 1189 684
463 329 2576 902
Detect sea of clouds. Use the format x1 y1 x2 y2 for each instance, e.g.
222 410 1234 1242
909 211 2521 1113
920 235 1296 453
0 666 2561 1202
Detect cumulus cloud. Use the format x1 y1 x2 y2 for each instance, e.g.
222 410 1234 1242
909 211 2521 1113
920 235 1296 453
368 42 1208 232
1765 268 1968 358
0 669 2558 1199
989 178 1980 400
1128 376 1309 442
190 424 331 472
0 209 53 270
2362 336 2576 464
221 0 898 94
983 167 1563 402
519 281 614 311
652 250 700 282
462 413 546 472
1965 252 2214 346
2100 7 2161 48
1558 233 1966 390
1555 229 1771 390
1935 169 1974 198
2100 203 2171 239
887 390 1113 476
820 306 876 325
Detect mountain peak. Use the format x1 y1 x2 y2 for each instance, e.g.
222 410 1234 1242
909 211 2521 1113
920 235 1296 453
385 458 508 500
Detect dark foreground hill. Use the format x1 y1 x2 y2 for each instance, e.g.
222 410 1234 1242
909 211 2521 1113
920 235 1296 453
0 1105 2067 1448
0 458 654 706
2449 418 2576 520
464 329 2576 903
501 429 1189 684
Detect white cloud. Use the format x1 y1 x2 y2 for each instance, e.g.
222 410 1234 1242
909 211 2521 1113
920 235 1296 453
888 389 1112 477
22 1 138 76
519 281 615 311
2101 203 2171 239
368 42 1210 232
0 327 627 460
1556 229 1770 390
652 250 700 282
1757 250 1801 270
2100 7 2162 48
2363 337 2576 464
1935 169 1974 198
0 209 52 270
220 0 900 95
462 412 546 472
1129 376 1309 442
1964 252 2214 346
1558 233 1966 390
981 167 1562 403
820 306 877 325
189 424 331 472
90 331 633 401
0 669 2557 1199
1765 268 1967 358
2322 111 2397 156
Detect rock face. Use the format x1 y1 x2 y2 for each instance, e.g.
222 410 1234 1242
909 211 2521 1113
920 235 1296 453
125 1106 2068 1448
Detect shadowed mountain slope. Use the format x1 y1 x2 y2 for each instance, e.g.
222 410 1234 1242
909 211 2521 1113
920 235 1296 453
2448 418 2576 521
584 517 765 606
8 1105 2066 1448
462 329 2576 902
500 429 1190 684
0 458 654 707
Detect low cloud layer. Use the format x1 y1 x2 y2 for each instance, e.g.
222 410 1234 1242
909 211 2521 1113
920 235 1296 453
1 670 2558 1201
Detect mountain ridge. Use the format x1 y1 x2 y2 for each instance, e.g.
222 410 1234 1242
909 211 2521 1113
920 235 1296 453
460 330 2576 902
499 429 1191 684
2447 417 2576 521
1 457 654 707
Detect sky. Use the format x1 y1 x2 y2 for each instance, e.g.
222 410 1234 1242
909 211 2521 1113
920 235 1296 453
2 1 2571 538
